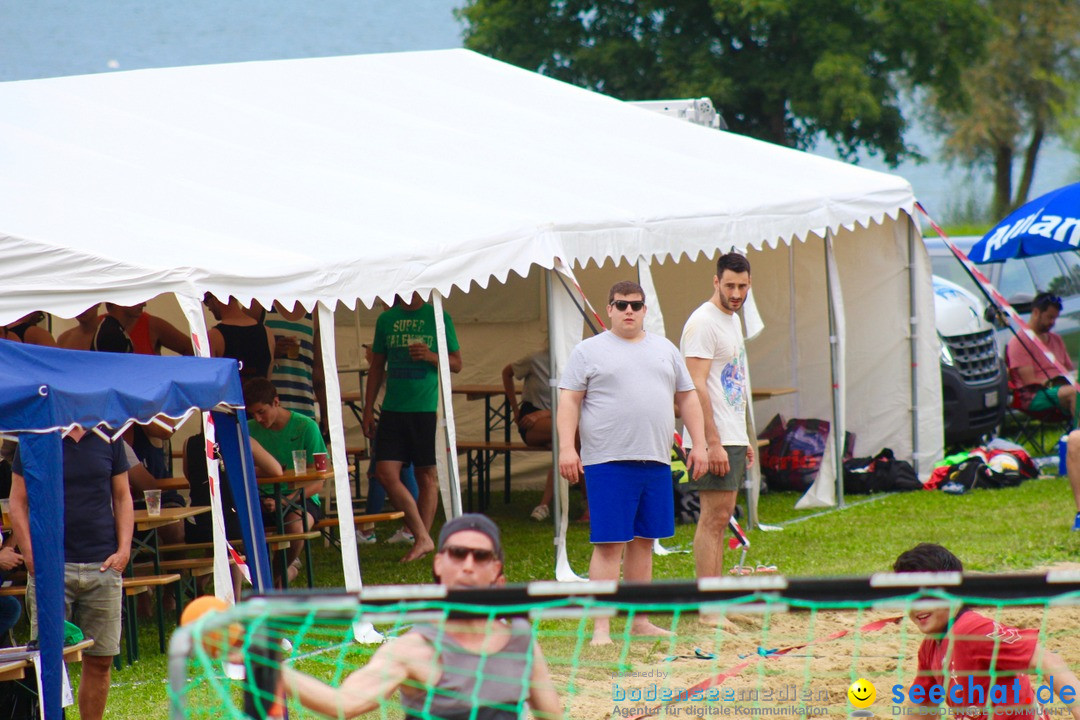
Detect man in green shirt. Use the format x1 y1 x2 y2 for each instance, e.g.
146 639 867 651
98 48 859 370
362 294 463 562
244 377 327 584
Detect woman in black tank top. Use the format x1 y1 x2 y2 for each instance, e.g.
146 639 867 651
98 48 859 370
214 322 272 379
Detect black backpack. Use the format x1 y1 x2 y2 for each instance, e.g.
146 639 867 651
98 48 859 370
843 448 922 494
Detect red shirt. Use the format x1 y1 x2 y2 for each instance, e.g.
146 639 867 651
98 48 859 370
911 611 1046 720
1006 330 1074 386
129 312 154 355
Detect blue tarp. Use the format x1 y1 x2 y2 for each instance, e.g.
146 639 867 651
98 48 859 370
0 342 272 720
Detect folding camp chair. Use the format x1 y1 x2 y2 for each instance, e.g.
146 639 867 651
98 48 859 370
1003 389 1070 455
1002 345 1072 455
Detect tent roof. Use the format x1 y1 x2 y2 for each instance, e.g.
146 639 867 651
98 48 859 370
0 342 244 433
0 48 914 322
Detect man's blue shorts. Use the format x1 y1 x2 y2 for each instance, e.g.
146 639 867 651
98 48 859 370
584 461 674 543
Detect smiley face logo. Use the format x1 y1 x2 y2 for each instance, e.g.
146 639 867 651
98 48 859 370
847 678 876 709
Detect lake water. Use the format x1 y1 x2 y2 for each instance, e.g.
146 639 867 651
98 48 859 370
2 0 1073 223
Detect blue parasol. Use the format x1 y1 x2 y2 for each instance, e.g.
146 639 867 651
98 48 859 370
970 182 1080 263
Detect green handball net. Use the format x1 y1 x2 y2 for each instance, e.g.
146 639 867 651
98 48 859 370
169 573 1080 720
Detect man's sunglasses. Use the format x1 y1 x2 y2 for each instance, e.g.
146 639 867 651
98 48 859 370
611 300 645 311
1033 293 1062 310
442 545 498 563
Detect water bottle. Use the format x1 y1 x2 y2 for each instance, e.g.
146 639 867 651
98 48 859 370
1059 434 1069 476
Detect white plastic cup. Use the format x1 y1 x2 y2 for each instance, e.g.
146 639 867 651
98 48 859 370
292 449 308 475
144 489 162 517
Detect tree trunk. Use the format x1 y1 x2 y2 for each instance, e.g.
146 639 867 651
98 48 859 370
1013 123 1045 212
767 108 790 147
992 144 1014 221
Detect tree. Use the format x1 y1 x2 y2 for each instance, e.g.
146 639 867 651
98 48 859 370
926 0 1080 220
457 0 990 165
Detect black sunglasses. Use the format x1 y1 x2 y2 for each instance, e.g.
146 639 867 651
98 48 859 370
611 300 645 311
1033 293 1062 310
442 545 497 564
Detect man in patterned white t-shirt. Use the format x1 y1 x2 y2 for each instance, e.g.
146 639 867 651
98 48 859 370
680 252 754 610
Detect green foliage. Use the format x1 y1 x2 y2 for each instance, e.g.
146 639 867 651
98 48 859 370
938 223 991 237
457 0 990 165
940 188 993 228
925 0 1080 219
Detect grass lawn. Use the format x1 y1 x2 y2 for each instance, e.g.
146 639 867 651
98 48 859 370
23 464 1080 718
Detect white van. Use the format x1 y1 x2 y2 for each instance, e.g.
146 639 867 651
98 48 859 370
931 274 1007 445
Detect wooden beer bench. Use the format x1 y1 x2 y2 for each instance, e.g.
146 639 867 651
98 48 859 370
118 573 183 667
0 639 96 689
312 511 404 549
0 572 183 668
345 445 369 502
456 440 549 512
0 584 25 598
159 531 322 557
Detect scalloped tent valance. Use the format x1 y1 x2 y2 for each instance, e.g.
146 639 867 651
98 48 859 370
0 48 913 322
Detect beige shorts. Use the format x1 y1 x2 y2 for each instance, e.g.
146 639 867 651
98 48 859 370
27 562 123 657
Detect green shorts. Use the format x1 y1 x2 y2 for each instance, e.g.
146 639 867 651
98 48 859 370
695 445 748 492
1027 385 1064 413
27 562 123 657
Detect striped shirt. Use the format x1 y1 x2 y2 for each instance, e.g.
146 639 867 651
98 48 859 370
265 309 318 422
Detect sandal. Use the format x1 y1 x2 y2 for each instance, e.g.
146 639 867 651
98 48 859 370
755 564 779 574
728 565 754 576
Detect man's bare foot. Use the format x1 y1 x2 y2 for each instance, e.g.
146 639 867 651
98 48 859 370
699 614 739 632
630 618 673 637
400 535 435 563
591 619 613 646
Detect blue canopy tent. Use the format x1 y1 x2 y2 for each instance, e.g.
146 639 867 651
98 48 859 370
0 341 271 720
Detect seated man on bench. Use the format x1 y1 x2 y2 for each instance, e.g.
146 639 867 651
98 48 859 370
243 378 327 585
1006 292 1076 421
504 349 553 521
504 348 587 523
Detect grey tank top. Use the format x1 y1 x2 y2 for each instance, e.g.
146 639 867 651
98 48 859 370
401 619 533 720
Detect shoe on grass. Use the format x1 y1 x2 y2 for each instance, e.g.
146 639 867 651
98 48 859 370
357 531 377 544
530 504 550 521
387 528 415 544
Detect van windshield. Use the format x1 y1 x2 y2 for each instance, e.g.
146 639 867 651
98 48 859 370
931 255 982 298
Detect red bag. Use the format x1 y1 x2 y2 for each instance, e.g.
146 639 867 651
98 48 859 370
759 414 854 491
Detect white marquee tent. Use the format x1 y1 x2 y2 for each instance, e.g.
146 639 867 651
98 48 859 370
0 48 943 594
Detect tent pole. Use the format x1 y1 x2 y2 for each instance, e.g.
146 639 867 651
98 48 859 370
20 432 64 720
219 411 272 591
546 271 564 549
824 232 846 508
907 215 921 477
432 291 463 518
176 293 236 600
317 301 362 591
548 261 591 581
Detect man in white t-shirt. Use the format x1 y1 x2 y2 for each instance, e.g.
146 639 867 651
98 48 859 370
558 280 708 645
680 252 754 609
